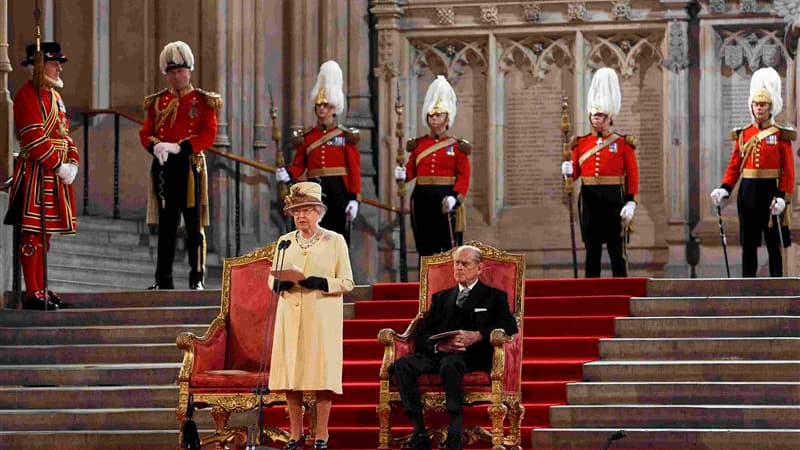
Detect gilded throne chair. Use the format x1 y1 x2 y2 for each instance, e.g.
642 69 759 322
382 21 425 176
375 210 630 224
377 241 525 450
176 243 315 449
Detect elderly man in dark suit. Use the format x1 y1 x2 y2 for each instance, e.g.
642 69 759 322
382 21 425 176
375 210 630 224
391 245 519 450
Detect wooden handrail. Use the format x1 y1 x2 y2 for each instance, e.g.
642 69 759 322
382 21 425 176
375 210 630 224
80 108 407 214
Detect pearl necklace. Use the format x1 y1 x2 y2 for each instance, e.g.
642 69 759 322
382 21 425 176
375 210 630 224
296 228 323 252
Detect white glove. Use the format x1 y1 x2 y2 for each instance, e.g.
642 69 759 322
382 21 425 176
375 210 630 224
561 161 573 177
771 197 786 216
276 167 290 183
345 200 359 221
710 188 730 206
441 195 457 213
394 166 406 181
153 143 170 165
620 201 636 226
163 142 181 154
56 163 78 185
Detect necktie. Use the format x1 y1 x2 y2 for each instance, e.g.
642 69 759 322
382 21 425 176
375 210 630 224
456 288 470 308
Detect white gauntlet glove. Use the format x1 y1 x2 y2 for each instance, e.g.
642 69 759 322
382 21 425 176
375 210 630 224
276 167 290 183
710 188 730 207
153 142 178 165
620 201 636 226
561 161 573 177
394 166 406 181
56 163 78 185
345 200 359 221
441 195 457 213
771 197 786 216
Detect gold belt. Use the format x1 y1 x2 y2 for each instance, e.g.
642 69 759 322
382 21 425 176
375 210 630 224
17 139 68 160
581 176 624 185
308 167 347 178
742 168 780 179
416 176 455 185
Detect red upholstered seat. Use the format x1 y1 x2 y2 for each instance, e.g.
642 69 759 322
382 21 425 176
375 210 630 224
176 243 313 449
377 241 525 450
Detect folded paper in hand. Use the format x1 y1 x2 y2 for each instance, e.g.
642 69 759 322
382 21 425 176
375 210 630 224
270 264 306 284
428 330 461 341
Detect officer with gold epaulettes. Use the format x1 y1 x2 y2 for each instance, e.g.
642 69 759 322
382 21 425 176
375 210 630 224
276 60 361 243
710 67 795 277
561 68 639 278
139 41 221 290
395 75 472 257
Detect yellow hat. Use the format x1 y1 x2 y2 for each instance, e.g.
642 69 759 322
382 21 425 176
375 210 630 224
283 182 327 213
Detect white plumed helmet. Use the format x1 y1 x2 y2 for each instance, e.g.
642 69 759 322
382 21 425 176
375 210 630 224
586 67 622 117
310 60 346 116
159 41 194 75
422 75 457 128
748 67 783 121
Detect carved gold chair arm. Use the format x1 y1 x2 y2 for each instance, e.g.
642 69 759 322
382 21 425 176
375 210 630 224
176 316 227 382
377 315 423 380
489 329 511 382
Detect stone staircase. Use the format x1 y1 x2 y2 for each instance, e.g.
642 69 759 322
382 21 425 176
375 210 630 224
532 278 800 449
0 291 222 449
46 215 221 292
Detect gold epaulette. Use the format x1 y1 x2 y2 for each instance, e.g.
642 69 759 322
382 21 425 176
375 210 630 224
143 89 167 111
730 126 745 141
195 89 223 110
624 134 638 148
778 125 797 141
406 137 419 152
338 125 360 145
290 126 312 148
455 137 472 155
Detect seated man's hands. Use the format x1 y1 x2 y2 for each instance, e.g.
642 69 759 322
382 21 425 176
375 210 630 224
436 330 482 353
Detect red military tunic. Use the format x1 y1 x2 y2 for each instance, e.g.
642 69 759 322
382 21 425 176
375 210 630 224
7 80 79 234
139 86 220 226
404 135 471 201
571 131 639 202
288 125 361 198
720 122 795 197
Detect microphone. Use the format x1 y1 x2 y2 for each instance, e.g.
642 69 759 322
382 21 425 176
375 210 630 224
601 430 626 450
271 240 292 293
279 239 291 250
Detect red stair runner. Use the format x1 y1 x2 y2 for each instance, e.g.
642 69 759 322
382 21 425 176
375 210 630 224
264 278 646 449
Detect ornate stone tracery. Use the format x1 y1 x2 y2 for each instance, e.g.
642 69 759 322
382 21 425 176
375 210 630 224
586 34 664 78
411 39 488 83
718 29 789 70
664 20 689 73
497 36 574 80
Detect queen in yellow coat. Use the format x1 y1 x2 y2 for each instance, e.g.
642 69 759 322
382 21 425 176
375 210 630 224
269 182 354 450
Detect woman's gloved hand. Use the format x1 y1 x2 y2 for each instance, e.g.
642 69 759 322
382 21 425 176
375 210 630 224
272 280 295 293
298 276 328 292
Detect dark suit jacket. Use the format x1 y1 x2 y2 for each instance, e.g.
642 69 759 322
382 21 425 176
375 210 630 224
415 280 518 370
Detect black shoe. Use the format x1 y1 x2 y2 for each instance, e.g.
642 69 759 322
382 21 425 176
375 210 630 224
284 439 303 450
439 433 462 450
313 440 328 450
189 280 204 290
22 292 58 311
46 290 68 308
402 432 431 450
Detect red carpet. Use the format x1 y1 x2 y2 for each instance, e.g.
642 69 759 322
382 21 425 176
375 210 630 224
265 277 646 449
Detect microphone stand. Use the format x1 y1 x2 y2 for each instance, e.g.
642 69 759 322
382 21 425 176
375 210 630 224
248 239 291 450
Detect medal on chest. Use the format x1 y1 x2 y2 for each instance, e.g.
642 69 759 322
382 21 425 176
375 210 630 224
329 136 345 147
609 142 618 153
188 97 199 119
446 145 455 156
766 135 777 145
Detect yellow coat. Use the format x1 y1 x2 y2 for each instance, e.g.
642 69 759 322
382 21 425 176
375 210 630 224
268 227 354 394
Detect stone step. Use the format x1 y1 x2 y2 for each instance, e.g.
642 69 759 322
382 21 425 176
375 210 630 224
647 278 800 297
531 428 800 450
49 240 155 262
0 430 189 450
52 290 220 309
74 216 144 234
584 360 800 382
566 382 800 405
615 316 800 337
0 407 232 431
0 324 207 345
56 228 143 247
631 296 800 317
0 306 218 327
47 265 176 290
0 385 177 409
0 363 180 386
599 337 800 360
0 343 182 364
549 405 800 428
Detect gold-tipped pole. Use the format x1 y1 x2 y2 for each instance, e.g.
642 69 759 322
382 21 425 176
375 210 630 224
32 3 45 89
394 80 408 281
561 96 578 278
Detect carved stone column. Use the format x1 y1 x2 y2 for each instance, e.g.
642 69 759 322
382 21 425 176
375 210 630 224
210 0 231 260
0 0 12 292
